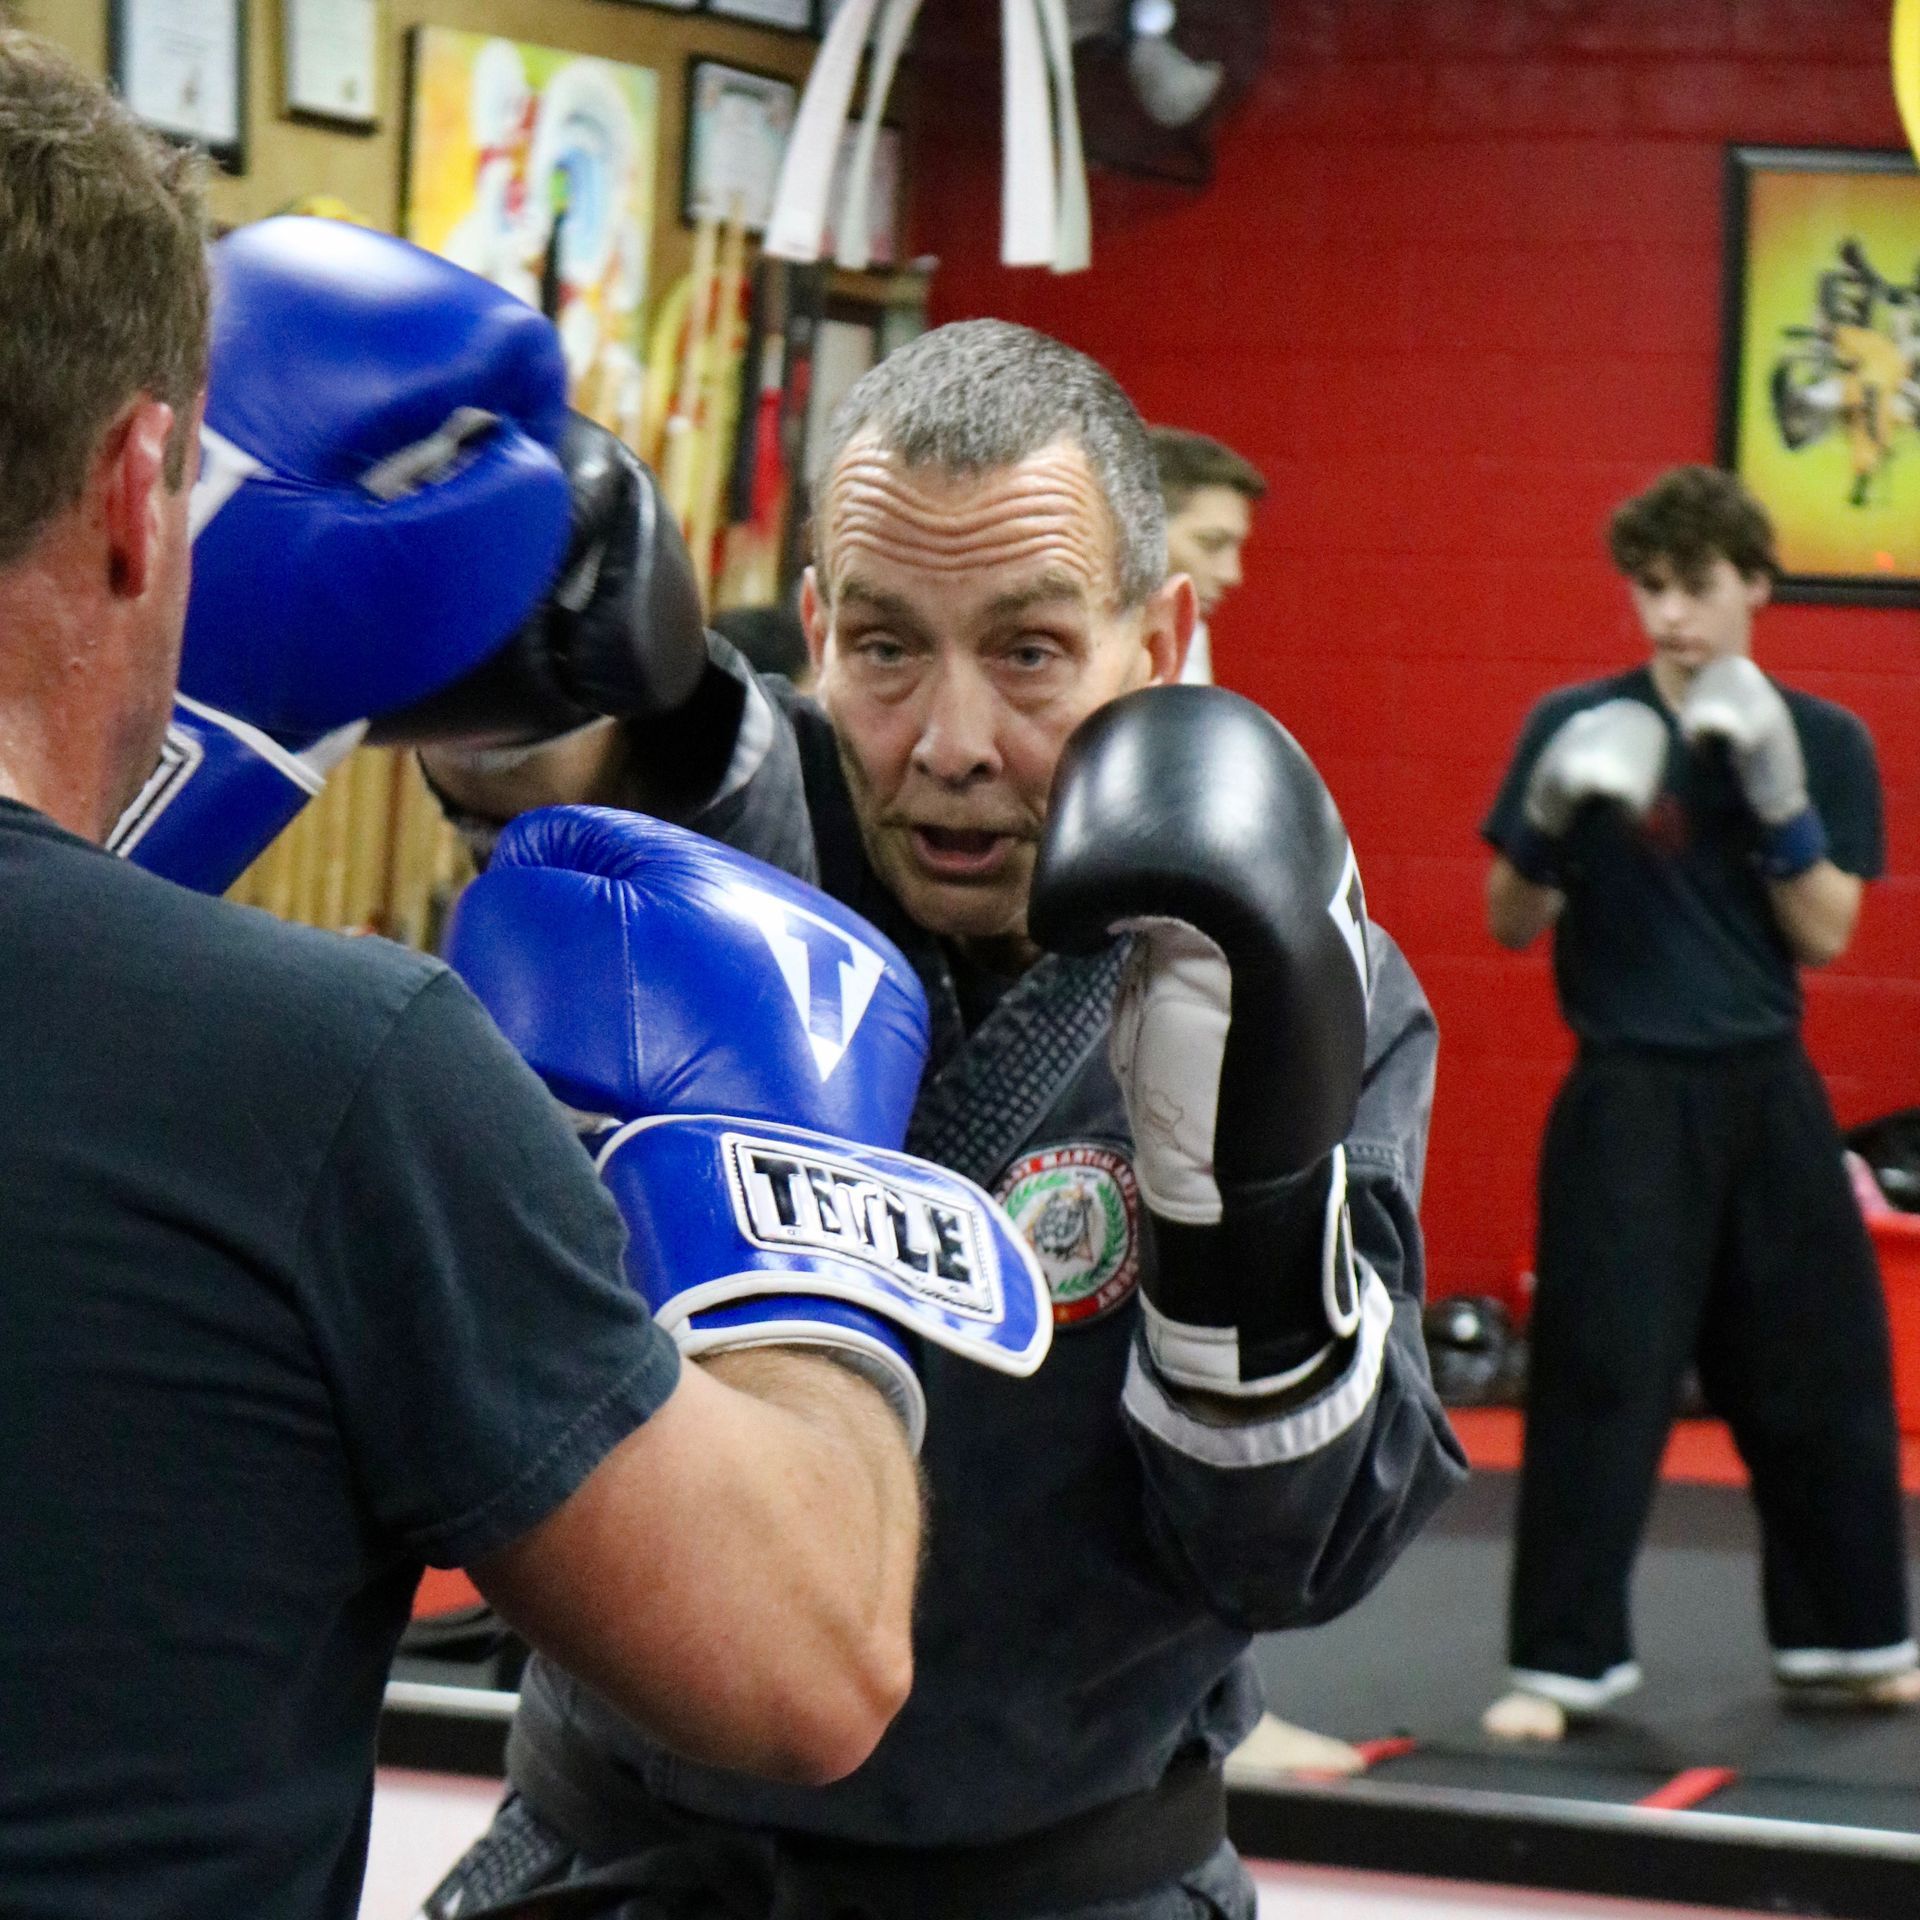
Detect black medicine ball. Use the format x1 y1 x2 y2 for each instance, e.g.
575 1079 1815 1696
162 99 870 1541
1422 1293 1516 1406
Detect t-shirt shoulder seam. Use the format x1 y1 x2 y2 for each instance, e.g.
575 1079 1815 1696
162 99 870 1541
291 966 466 1232
277 963 478 1343
404 1338 680 1563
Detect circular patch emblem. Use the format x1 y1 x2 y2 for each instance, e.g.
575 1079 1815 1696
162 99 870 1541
995 1145 1140 1326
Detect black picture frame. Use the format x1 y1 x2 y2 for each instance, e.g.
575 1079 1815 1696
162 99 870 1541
681 57 799 233
707 0 818 38
1719 143 1920 607
109 0 248 175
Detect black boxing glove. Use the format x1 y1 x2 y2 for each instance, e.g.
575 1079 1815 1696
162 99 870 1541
369 414 709 746
1030 687 1372 1400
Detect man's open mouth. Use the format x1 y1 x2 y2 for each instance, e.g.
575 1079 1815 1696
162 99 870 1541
910 825 1015 875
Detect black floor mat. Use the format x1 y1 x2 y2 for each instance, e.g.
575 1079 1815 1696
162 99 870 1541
1250 1468 1920 1815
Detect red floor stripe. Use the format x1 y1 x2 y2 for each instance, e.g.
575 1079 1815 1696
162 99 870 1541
1637 1765 1738 1810
1447 1408 1920 1494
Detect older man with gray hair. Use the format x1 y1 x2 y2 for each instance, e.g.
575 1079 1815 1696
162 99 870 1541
423 319 1463 1920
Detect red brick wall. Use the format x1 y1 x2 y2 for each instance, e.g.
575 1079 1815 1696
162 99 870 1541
910 0 1920 1308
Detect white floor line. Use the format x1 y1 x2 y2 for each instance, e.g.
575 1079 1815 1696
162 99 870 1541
1252 1860 1778 1919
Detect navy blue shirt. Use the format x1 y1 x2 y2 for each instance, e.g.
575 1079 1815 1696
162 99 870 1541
0 801 679 1920
1482 666 1883 1049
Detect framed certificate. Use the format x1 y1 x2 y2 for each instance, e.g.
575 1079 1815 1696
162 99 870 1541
682 60 797 233
708 0 815 34
284 0 379 131
110 0 246 172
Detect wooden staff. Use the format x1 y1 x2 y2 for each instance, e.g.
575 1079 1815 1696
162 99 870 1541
385 755 445 950
313 768 356 930
342 746 393 932
257 809 298 923
640 272 694 470
689 204 750 604
279 801 318 926
660 212 721 535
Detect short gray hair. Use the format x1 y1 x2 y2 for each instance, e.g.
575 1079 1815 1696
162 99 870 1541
0 29 207 568
820 320 1166 607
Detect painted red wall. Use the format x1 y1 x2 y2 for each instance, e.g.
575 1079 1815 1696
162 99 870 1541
910 0 1920 1309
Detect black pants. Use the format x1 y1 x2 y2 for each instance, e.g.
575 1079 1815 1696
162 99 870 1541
1508 1036 1912 1696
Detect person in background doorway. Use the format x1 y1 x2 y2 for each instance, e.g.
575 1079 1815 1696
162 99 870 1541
1148 426 1266 687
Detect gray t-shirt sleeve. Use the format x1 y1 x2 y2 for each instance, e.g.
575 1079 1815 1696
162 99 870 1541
296 968 681 1568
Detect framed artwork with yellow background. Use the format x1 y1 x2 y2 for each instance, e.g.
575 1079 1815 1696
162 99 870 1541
1720 145 1920 605
403 27 659 452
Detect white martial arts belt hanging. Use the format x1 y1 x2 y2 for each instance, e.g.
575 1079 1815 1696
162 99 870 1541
764 0 1093 274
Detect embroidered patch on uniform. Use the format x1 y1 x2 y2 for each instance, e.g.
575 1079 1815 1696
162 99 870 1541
994 1145 1139 1326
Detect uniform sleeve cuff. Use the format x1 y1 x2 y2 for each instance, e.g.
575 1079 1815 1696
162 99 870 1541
1122 1268 1393 1468
1760 806 1828 879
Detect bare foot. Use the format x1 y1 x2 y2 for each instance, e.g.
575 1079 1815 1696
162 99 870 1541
1481 1689 1567 1741
1869 1666 1920 1706
1783 1664 1920 1711
1230 1713 1366 1776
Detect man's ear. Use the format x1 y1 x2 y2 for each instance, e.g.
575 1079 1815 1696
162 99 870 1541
1138 574 1195 687
1745 569 1773 616
799 566 830 676
97 399 175 600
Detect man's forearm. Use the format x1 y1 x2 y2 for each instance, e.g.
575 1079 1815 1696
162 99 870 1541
419 719 631 825
473 1349 919 1785
1486 854 1563 950
701 1347 924 1669
1767 859 1863 967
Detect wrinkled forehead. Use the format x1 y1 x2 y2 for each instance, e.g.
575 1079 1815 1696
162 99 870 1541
816 434 1125 610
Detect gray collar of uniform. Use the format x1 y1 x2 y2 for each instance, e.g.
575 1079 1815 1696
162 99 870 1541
906 942 1129 1190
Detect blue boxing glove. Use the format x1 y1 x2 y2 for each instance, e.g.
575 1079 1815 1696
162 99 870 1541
444 808 1052 1449
107 697 362 895
114 218 706 894
185 217 573 738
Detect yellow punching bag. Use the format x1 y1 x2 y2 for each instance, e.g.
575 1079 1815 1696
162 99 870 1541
1895 0 1920 164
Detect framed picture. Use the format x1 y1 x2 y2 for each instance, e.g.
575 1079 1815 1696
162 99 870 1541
109 0 246 173
403 28 660 450
284 0 379 131
682 60 797 232
1720 145 1920 605
708 0 815 35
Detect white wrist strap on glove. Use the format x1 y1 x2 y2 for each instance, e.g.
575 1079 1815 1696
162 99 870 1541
1111 917 1361 1398
1138 1145 1359 1398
